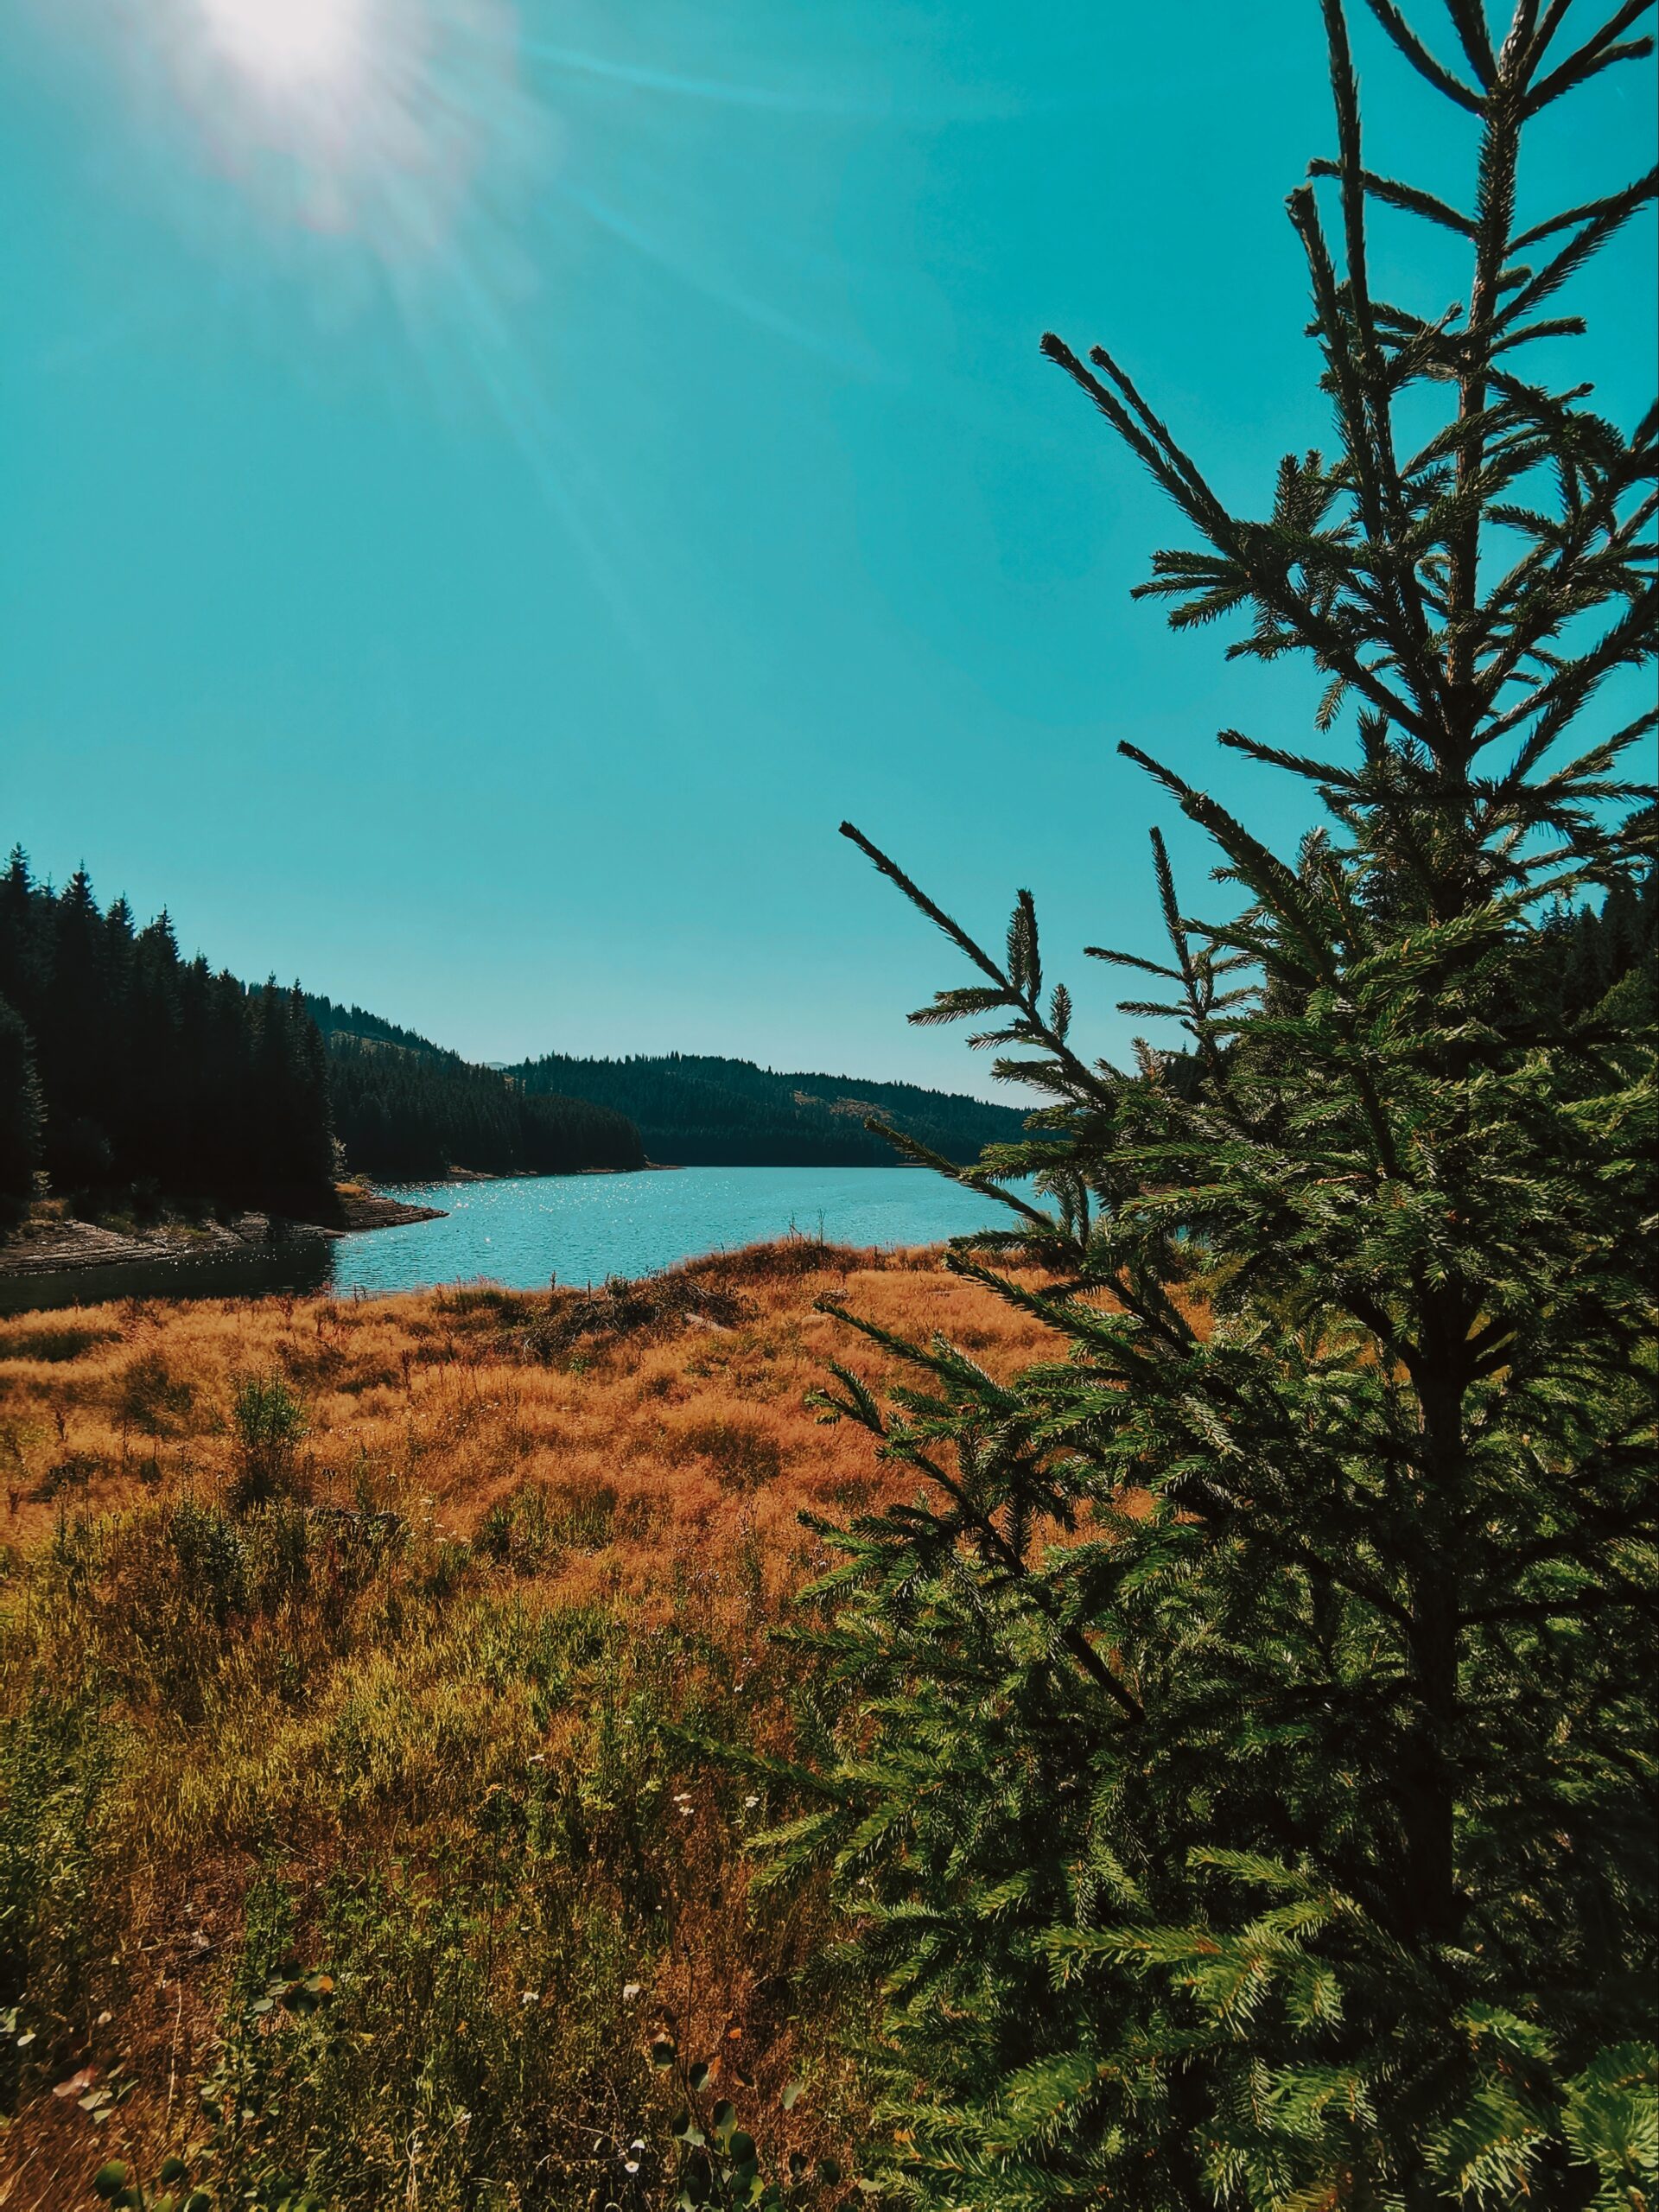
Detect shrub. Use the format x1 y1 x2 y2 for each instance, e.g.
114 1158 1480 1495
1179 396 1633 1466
229 1374 309 1513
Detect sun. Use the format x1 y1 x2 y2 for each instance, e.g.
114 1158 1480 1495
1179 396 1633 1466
196 0 368 92
84 0 547 283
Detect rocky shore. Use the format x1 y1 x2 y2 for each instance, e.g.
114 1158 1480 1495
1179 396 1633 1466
335 1189 449 1233
0 1191 445 1281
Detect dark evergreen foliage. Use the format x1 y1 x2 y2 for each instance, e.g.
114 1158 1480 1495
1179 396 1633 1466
0 875 645 1211
514 1051 1028 1167
0 853 339 1221
322 1029 645 1181
1535 855 1657 1025
302 995 452 1058
0 995 42 1224
767 6 1659 2205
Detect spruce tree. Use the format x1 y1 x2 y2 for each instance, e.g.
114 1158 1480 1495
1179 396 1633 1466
37 866 113 1188
0 995 41 1224
0 849 47 1028
776 5 1658 2205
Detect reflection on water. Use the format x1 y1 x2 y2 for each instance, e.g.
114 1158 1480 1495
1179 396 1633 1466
0 1166 1035 1313
0 1234 334 1317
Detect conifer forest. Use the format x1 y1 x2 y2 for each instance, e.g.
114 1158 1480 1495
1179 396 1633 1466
0 855 339 1224
0 3 1653 2210
0 859 650 1217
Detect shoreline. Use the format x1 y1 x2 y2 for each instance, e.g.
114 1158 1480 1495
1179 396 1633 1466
0 1191 447 1283
417 1163 680 1180
0 1161 999 1313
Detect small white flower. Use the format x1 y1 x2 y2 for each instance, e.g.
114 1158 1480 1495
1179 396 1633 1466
520 1990 540 2007
743 1795 760 1809
624 2160 640 2175
621 1983 643 2003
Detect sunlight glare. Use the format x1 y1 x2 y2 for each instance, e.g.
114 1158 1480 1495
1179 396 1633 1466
197 0 366 92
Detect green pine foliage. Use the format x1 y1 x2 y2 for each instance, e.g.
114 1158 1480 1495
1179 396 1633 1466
0 855 339 1222
772 6 1658 2207
515 1052 1028 1168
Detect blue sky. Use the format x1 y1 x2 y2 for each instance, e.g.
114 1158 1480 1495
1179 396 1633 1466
1 0 1652 1091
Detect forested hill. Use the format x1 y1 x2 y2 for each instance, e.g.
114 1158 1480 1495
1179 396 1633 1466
0 855 337 1222
305 996 645 1183
512 1052 1032 1167
0 855 646 1229
515 866 1656 1166
302 996 442 1057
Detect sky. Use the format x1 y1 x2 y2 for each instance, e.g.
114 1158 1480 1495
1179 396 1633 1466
0 0 1653 1093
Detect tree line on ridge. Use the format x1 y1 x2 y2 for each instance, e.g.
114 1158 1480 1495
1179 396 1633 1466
309 1001 645 1183
512 1050 1031 1167
0 859 645 1224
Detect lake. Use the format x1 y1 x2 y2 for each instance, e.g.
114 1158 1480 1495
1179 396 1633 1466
2 1166 1034 1312
336 1165 1027 1297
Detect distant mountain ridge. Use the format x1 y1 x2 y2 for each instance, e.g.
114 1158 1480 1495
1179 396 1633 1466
512 1051 1031 1167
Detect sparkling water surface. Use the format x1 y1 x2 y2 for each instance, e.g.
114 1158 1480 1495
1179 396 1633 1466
339 1165 1025 1298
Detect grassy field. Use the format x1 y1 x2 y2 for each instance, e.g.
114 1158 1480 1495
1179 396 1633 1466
0 1241 1056 2211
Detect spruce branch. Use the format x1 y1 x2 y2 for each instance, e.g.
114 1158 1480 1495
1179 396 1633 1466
1359 0 1488 107
1306 159 1477 235
1524 1 1656 111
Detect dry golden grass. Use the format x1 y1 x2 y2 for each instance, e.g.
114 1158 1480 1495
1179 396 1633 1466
0 1240 1058 1593
0 1242 1062 2212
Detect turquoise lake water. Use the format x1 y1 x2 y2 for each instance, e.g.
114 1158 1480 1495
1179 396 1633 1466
338 1165 1027 1298
0 1166 1033 1313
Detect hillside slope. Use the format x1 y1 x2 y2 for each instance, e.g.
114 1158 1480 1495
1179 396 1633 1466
513 1051 1031 1166
305 998 645 1181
